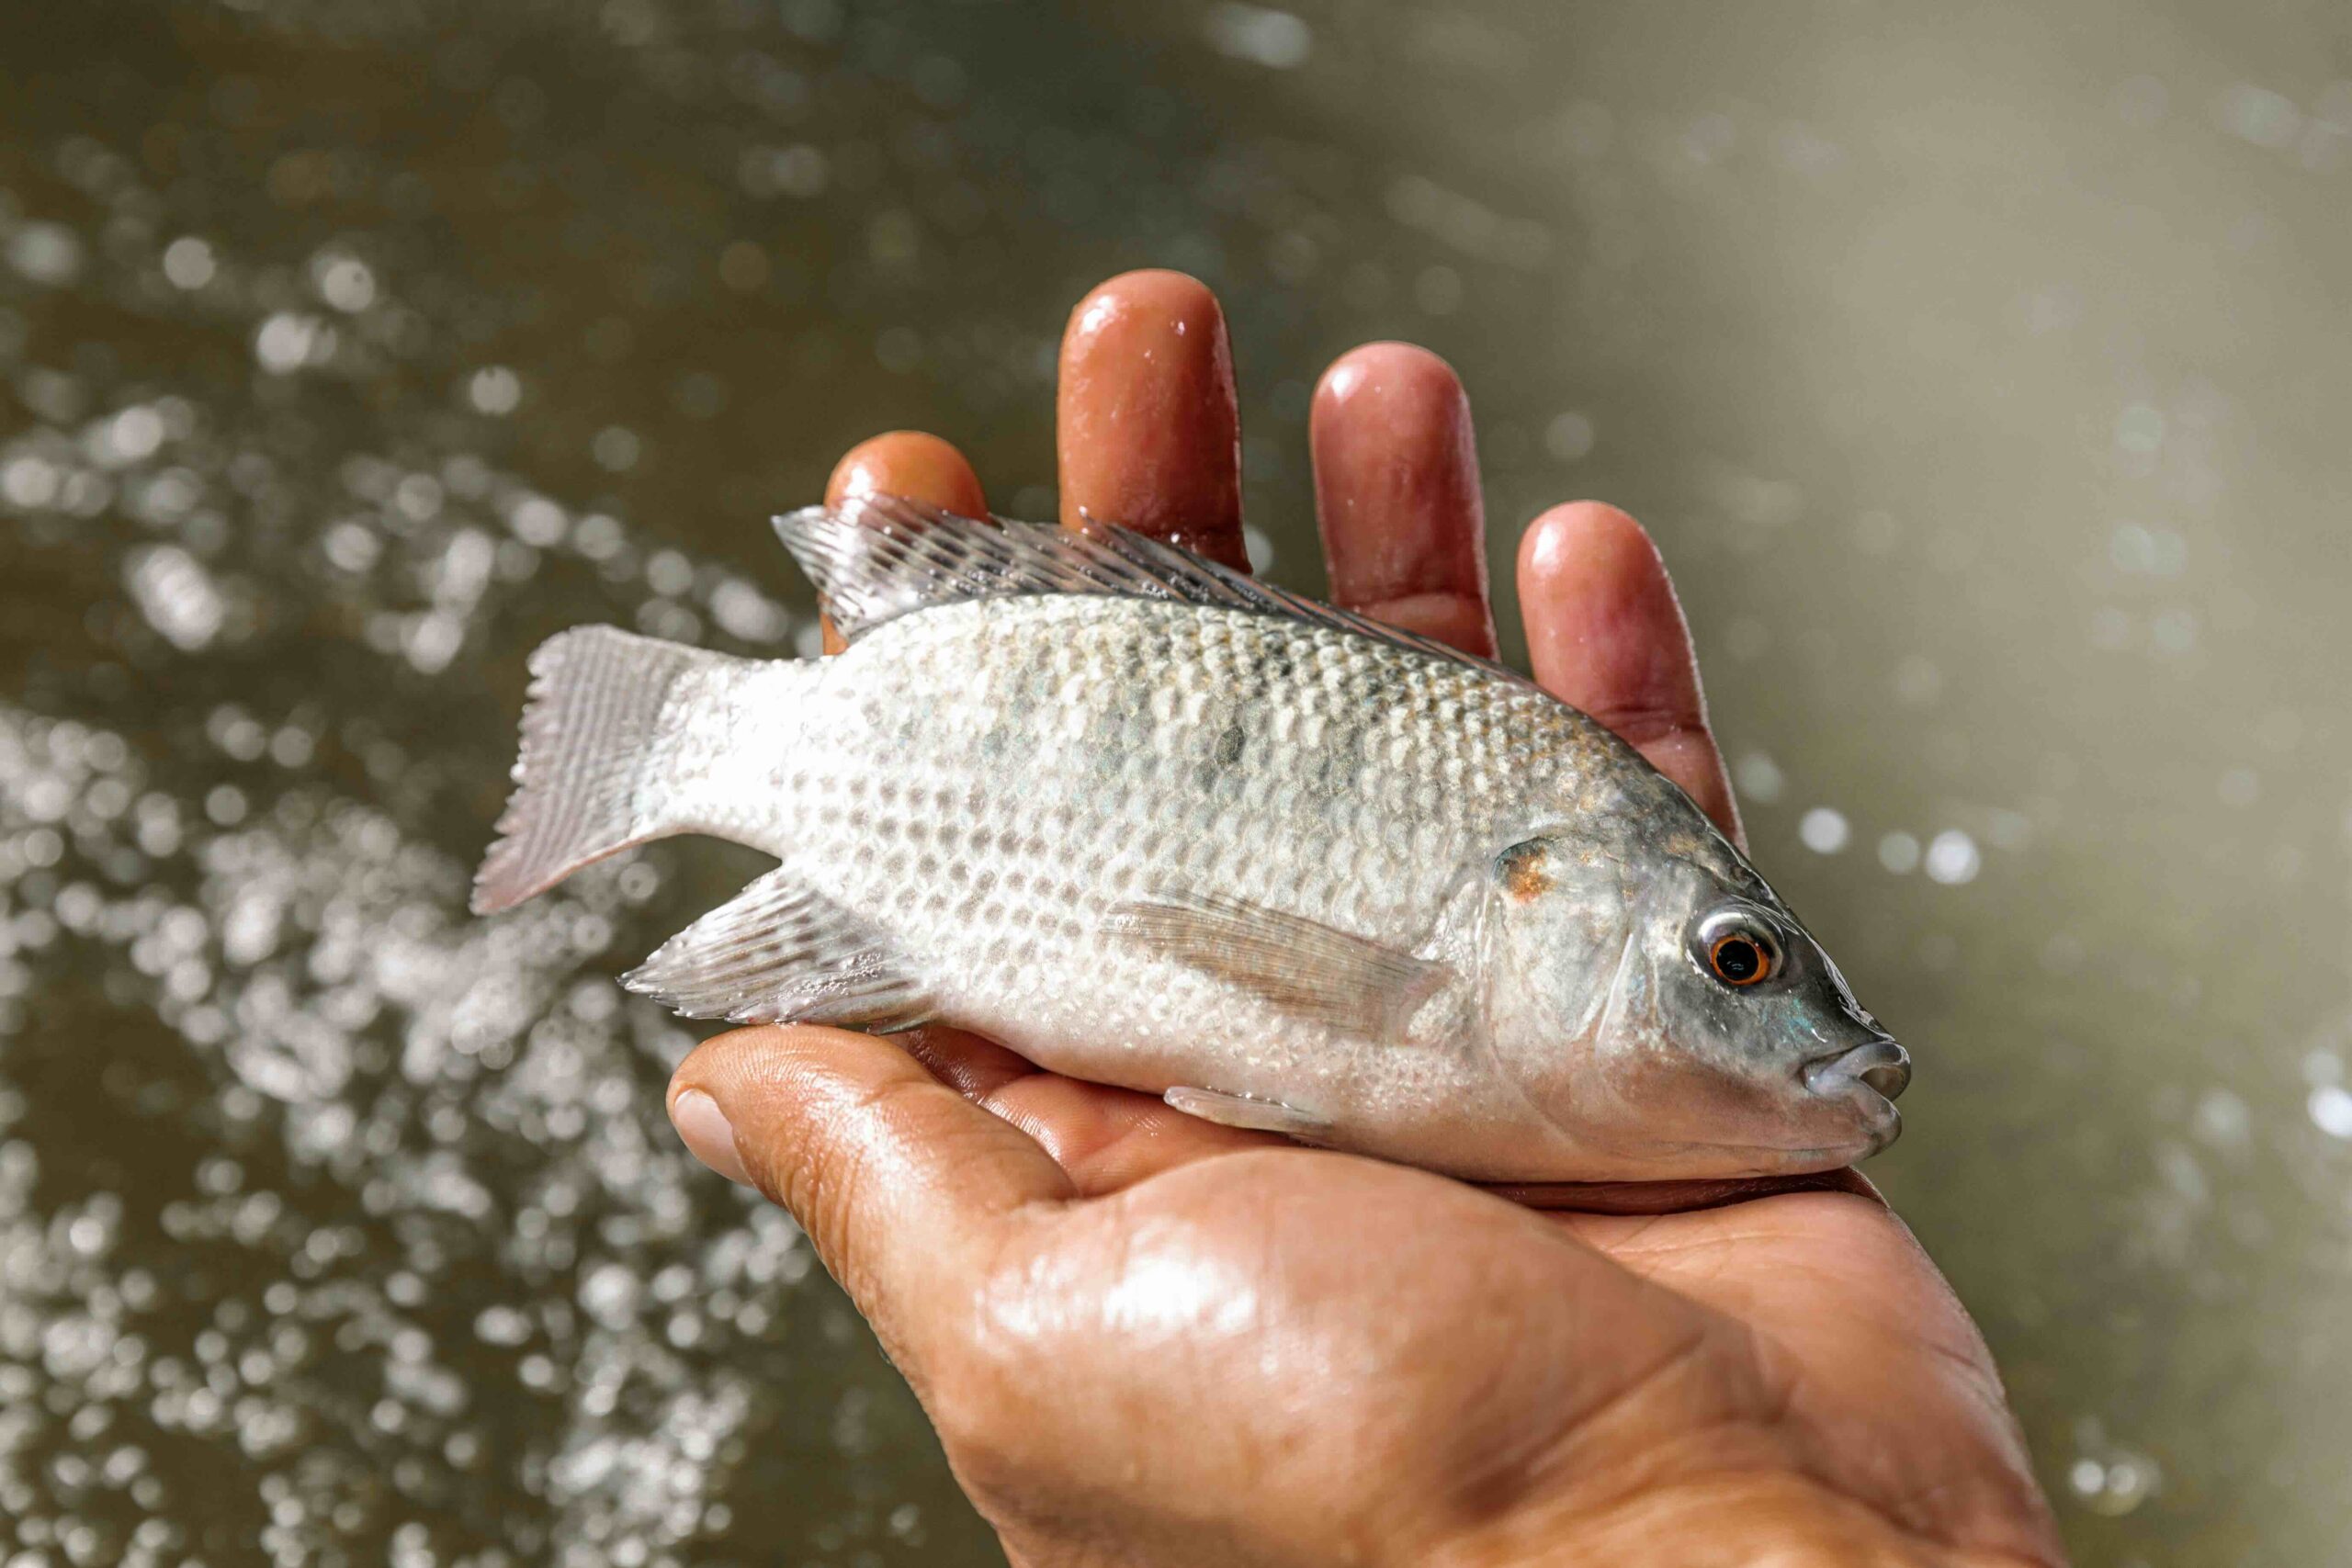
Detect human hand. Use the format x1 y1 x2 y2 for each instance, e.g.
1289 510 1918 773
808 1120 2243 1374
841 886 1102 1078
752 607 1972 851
665 271 2064 1567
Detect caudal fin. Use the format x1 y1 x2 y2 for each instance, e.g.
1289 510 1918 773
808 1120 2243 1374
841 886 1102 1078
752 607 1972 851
472 626 711 914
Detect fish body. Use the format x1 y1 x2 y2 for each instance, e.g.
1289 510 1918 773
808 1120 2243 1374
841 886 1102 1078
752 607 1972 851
475 499 1908 1181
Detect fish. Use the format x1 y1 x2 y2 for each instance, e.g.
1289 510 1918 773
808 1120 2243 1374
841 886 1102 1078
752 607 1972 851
472 496 1910 1182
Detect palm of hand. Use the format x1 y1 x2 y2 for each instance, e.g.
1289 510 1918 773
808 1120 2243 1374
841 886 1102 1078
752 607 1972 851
669 272 2062 1567
868 1024 2054 1567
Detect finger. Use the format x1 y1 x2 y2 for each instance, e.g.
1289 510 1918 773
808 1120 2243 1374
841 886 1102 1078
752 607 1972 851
985 1073 1288 1192
825 428 989 514
896 1023 1036 1100
1311 343 1498 656
902 1028 1287 1192
820 431 989 651
1057 269 1248 570
1518 502 1742 843
668 1025 1069 1359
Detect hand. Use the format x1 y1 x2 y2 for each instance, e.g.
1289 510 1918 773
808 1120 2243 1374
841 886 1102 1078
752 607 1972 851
666 272 2064 1567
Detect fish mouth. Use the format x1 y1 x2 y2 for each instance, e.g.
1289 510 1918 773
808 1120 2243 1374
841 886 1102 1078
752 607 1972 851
1802 1036 1910 1154
1804 1036 1911 1101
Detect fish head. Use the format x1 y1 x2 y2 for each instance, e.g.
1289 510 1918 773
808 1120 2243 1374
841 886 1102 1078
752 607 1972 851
1487 840 1907 1179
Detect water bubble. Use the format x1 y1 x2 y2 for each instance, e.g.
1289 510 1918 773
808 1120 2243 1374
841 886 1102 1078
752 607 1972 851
2 454 62 509
107 406 166 465
1202 4 1312 69
313 254 377 313
254 313 328 374
707 580 788 643
2114 403 2165 455
1242 525 1275 574
2069 1445 2161 1517
162 236 217 289
742 143 829 198
2150 608 2198 655
1544 412 1595 462
1877 831 1921 874
1733 751 1783 804
2216 83 2301 148
1799 807 1849 853
591 427 641 472
2191 1088 2252 1150
718 241 768 292
1892 655 1942 705
124 547 224 651
468 366 521 415
1923 829 1980 885
7 220 83 285
2309 1085 2352 1139
509 494 566 546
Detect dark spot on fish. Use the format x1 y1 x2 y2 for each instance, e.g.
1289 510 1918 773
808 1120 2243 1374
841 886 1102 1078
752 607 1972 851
1213 724 1245 770
1496 839 1553 902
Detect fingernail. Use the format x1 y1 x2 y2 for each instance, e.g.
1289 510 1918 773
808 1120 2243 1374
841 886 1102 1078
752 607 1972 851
670 1089 752 1187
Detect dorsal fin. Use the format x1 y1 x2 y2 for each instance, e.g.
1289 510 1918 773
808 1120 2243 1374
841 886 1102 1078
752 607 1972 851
771 495 1533 685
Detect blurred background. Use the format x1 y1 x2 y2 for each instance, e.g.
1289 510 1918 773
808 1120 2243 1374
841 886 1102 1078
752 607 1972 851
2 0 2346 1562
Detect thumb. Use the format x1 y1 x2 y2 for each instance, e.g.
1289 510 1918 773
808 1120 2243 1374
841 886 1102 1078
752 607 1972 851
668 1024 1072 1364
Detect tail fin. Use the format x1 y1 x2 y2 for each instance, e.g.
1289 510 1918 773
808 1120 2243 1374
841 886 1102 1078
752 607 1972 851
472 626 714 914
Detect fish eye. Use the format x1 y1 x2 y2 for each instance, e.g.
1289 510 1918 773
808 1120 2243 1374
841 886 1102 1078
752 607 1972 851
1694 909 1780 988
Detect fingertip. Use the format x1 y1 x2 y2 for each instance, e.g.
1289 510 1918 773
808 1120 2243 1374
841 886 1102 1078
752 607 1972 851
1516 501 1657 596
1516 501 1691 700
1518 502 1743 843
824 430 989 516
820 433 987 652
1057 270 1246 567
1311 342 1494 654
1313 339 1461 412
1064 268 1226 348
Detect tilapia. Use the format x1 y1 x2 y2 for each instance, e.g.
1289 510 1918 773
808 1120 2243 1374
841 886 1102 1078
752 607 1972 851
473 497 1910 1181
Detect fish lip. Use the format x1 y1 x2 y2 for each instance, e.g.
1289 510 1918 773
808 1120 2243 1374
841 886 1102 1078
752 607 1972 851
1804 1036 1912 1108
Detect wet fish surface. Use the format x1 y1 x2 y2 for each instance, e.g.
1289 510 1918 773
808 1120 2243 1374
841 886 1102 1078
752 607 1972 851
474 497 1910 1180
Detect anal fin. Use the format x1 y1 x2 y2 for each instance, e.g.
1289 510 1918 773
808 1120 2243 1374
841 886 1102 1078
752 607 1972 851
1164 1086 1329 1141
623 869 933 1031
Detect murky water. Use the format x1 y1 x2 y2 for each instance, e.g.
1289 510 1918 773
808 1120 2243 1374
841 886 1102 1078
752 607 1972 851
3 1 2347 1562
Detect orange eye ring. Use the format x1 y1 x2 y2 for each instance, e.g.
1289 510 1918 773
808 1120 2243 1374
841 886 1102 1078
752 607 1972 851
1707 931 1774 987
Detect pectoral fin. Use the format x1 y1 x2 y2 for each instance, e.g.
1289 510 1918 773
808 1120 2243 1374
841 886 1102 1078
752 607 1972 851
1108 891 1450 1041
1164 1086 1329 1140
623 869 933 1031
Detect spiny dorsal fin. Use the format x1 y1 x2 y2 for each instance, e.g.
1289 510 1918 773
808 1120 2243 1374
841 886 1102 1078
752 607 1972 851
1106 890 1453 1043
622 868 933 1031
772 495 1534 686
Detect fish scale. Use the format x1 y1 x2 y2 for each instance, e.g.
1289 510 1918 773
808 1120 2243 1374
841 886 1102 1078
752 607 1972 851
473 498 1912 1181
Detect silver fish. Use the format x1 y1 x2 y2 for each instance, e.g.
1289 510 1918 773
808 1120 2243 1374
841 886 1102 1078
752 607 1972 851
473 497 1909 1181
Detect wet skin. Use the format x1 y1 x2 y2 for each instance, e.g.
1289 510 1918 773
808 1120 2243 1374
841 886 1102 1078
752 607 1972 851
664 271 2065 1566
